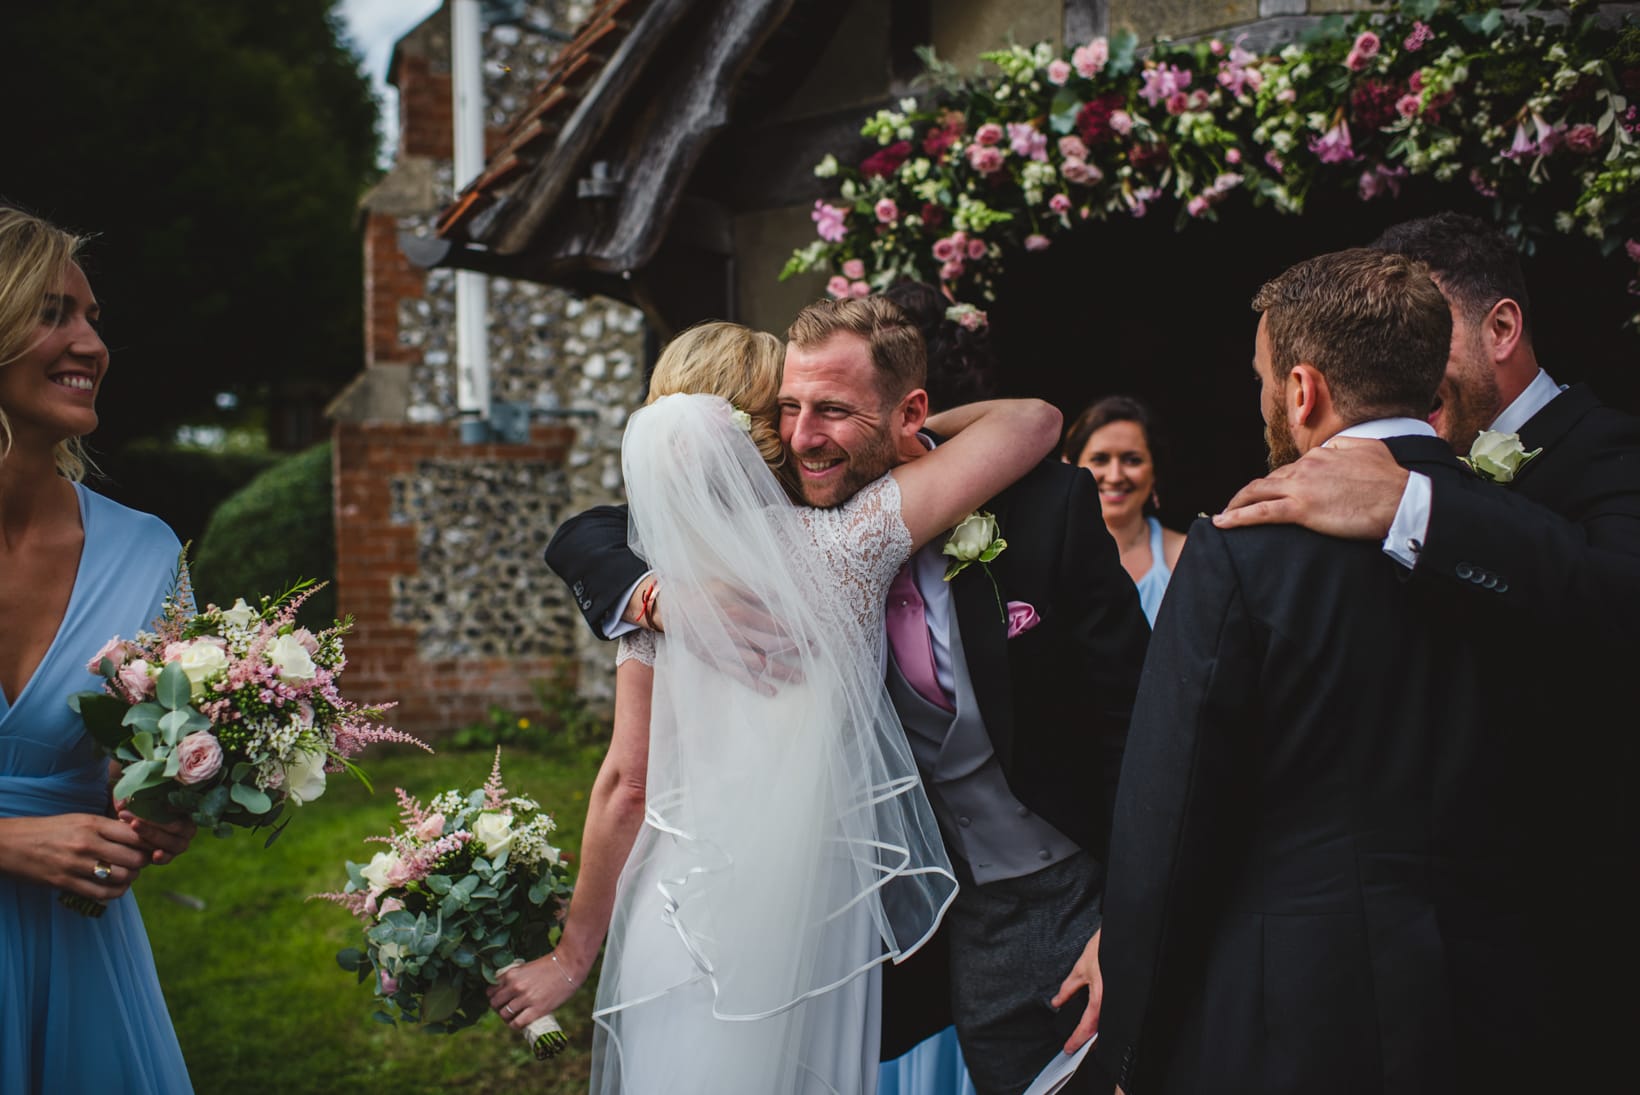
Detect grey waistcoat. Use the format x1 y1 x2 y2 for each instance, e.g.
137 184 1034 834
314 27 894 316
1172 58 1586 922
887 606 1078 886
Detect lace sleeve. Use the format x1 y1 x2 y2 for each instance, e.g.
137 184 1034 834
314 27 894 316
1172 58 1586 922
616 629 657 667
797 474 913 632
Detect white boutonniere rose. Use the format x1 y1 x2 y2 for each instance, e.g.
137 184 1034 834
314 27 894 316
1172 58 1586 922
943 511 1006 580
1462 429 1542 484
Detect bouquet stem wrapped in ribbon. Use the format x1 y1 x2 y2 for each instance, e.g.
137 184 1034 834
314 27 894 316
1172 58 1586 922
316 750 575 1059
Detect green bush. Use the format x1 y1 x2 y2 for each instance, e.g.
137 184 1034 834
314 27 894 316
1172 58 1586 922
192 442 335 627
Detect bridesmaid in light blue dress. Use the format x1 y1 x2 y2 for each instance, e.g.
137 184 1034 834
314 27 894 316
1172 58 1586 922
0 207 195 1094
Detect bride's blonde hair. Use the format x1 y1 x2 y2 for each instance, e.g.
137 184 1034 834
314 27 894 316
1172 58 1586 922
0 207 93 481
646 321 785 471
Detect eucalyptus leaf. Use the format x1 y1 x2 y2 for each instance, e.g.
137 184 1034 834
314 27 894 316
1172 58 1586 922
112 760 161 800
71 692 132 750
337 947 365 971
372 1011 397 1026
230 783 273 815
123 703 163 733
158 709 196 744
156 664 192 711
422 979 461 1024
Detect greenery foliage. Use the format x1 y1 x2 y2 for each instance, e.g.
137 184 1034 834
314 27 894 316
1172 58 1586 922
451 669 609 752
92 443 279 549
193 442 336 628
785 0 1640 326
0 0 380 451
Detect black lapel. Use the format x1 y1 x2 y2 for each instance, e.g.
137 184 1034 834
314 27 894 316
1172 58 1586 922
1383 434 1465 474
951 501 1015 766
1513 384 1597 486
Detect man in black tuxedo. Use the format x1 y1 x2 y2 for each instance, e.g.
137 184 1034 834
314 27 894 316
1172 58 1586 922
546 297 1149 1095
1213 213 1640 1082
1081 249 1555 1094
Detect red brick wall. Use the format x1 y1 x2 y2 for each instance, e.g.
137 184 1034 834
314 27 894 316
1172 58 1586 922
332 421 578 738
396 54 454 161
362 212 425 367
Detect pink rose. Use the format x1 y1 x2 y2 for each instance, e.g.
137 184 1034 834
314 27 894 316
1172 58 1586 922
1626 239 1640 264
414 813 446 842
841 258 866 280
875 198 899 224
379 896 405 916
1008 121 1049 162
1049 193 1072 214
827 275 851 299
1397 94 1422 119
954 307 988 331
1564 124 1600 155
849 280 871 298
1072 39 1108 79
175 732 224 785
966 237 987 260
1046 60 1071 86
86 636 130 675
939 258 965 281
931 236 959 262
379 971 399 996
966 144 1005 174
1057 135 1089 161
1165 91 1189 116
1024 234 1050 252
293 629 319 656
1110 110 1133 137
1209 39 1225 56
974 122 1004 147
118 659 156 700
1061 159 1103 185
1353 31 1381 62
1187 195 1210 218
1226 147 1242 164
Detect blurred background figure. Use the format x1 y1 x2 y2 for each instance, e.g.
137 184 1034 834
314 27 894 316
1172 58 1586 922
1063 396 1186 625
885 282 999 413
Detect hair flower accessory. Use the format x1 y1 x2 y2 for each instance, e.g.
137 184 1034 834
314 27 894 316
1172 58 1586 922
729 407 754 434
1461 429 1541 484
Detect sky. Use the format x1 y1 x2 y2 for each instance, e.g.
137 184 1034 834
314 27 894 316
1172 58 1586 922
339 0 444 162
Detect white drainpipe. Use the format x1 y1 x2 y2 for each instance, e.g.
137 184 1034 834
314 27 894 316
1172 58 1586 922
451 0 491 441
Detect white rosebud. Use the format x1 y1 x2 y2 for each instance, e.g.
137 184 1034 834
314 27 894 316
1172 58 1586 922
266 632 317 683
473 811 516 857
1465 430 1541 483
360 850 400 893
945 511 1000 563
282 746 329 805
220 598 257 629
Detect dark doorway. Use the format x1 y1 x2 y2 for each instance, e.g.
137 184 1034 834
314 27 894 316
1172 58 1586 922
988 183 1640 528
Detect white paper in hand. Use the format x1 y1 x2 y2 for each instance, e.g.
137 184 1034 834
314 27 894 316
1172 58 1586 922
1021 1036 1095 1095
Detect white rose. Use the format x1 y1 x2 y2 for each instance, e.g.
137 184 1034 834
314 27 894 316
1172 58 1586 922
472 811 515 857
360 850 400 893
175 639 230 699
1466 429 1540 483
944 511 1000 562
374 939 406 972
266 632 317 683
219 597 257 629
282 746 328 805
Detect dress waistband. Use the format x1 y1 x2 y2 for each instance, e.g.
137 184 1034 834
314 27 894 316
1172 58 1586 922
0 766 109 819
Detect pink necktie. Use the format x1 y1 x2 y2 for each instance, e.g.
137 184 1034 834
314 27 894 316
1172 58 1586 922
887 563 954 712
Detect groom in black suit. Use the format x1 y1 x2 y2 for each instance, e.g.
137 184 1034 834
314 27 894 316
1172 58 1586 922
1085 249 1556 1094
1213 213 1640 1084
546 297 1149 1095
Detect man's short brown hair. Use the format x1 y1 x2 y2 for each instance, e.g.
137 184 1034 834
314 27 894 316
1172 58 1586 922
1252 248 1452 423
786 296 927 404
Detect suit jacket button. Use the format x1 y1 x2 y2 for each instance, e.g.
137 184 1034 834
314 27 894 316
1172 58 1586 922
1038 848 1052 860
1496 581 1509 593
1456 563 1473 579
1482 574 1498 589
1017 805 1030 818
958 816 972 828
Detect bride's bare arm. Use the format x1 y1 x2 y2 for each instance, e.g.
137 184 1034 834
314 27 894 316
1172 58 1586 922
894 398 1062 551
488 658 653 1029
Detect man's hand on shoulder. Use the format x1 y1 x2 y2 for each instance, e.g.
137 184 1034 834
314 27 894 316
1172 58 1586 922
1213 437 1407 541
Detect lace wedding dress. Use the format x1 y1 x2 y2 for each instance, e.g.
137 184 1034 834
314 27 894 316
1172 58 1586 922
592 394 956 1095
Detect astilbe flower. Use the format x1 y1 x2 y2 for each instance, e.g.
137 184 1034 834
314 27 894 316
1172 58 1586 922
483 747 509 810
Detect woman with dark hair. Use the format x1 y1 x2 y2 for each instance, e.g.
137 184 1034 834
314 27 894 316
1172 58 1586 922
1063 395 1186 625
884 281 997 412
0 206 195 1093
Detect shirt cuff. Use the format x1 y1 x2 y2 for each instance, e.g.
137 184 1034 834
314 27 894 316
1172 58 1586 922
1382 471 1431 570
601 572 652 639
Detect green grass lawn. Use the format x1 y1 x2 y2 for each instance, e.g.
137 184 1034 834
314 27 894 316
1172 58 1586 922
139 742 607 1095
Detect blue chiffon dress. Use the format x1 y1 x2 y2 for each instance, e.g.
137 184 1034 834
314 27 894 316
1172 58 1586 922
0 484 194 1094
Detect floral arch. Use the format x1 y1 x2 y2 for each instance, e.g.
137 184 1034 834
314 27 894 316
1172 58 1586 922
784 0 1640 332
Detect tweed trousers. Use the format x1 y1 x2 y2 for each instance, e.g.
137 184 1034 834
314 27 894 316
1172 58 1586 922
948 850 1105 1095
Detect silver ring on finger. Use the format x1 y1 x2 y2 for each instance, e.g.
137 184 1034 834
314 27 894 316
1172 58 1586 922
92 861 113 882
502 1004 515 1018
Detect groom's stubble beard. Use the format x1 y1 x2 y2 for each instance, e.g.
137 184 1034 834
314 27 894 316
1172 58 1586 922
788 424 900 509
1265 392 1301 470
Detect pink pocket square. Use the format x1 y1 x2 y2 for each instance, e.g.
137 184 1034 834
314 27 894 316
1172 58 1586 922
1006 600 1040 639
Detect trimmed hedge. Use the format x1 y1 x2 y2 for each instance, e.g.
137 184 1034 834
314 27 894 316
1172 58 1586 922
91 445 279 548
192 442 336 627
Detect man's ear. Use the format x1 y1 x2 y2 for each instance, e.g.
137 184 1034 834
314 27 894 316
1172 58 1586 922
1484 298 1526 363
1287 363 1323 428
898 388 930 435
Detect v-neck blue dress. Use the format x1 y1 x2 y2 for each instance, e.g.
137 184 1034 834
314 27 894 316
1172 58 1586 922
0 484 193 1094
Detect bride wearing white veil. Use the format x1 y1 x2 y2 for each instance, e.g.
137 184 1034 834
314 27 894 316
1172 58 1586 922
489 320 1061 1093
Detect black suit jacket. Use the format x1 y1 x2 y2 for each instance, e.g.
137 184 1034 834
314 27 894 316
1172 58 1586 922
1093 438 1553 1095
545 455 1151 1051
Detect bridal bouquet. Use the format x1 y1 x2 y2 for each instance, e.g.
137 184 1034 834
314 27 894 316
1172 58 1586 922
318 751 575 1059
70 568 418 845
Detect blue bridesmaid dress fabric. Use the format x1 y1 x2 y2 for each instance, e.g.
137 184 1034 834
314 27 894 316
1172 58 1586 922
0 485 194 1094
878 1025 979 1095
1133 516 1173 627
